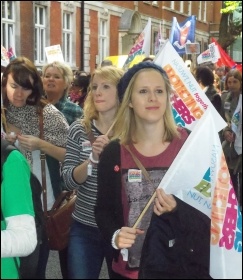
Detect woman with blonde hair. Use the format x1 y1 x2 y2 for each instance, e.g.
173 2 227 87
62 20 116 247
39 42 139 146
62 65 124 278
95 62 211 279
42 60 83 279
42 61 83 125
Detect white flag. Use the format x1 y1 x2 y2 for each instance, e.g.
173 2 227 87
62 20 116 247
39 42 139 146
123 18 151 69
157 109 242 279
197 49 212 64
208 42 221 64
154 40 227 132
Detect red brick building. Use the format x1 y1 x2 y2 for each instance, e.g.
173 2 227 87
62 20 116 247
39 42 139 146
1 1 222 73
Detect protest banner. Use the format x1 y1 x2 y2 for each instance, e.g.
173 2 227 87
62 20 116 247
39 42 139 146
185 42 200 54
169 15 196 55
157 109 242 279
45 44 64 63
154 21 165 55
123 18 151 69
211 38 242 72
1 45 10 67
197 49 212 64
7 27 16 61
208 42 221 64
154 39 226 132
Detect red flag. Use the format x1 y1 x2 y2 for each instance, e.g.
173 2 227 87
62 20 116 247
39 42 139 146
211 38 242 72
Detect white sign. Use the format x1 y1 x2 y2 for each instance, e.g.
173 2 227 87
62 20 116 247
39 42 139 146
208 42 220 63
45 45 64 63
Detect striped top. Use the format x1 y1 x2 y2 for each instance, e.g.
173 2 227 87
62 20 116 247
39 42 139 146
62 119 101 227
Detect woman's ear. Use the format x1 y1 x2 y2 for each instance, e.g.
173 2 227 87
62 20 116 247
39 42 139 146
129 102 133 108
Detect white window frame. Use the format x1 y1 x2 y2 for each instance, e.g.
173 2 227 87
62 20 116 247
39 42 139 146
1 1 15 51
202 2 207 22
188 1 192 15
62 12 73 64
179 2 183 13
170 1 175 10
198 1 206 22
35 5 46 64
99 19 108 64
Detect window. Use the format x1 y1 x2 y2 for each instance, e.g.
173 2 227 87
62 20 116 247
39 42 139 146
35 5 46 64
179 2 183 13
198 1 206 21
63 12 72 64
1 1 15 51
99 20 108 63
202 2 206 22
188 1 192 15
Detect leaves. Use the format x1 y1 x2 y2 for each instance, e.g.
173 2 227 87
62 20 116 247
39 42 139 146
218 1 242 50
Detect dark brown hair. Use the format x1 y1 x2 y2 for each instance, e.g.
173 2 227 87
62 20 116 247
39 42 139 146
2 56 45 108
224 69 242 91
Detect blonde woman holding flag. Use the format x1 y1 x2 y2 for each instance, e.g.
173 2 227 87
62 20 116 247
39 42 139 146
95 62 211 279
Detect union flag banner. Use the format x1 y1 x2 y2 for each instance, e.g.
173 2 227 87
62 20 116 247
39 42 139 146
169 15 196 55
123 18 151 70
158 109 242 279
154 39 226 132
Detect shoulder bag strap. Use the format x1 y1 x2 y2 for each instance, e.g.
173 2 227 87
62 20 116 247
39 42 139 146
124 145 152 183
1 106 9 134
39 108 48 218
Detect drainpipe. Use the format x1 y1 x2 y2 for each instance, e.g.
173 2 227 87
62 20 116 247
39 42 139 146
80 1 84 70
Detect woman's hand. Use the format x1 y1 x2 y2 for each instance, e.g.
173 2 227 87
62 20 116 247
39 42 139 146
5 132 17 145
92 135 110 161
153 188 177 216
115 227 144 249
17 134 41 151
224 130 235 143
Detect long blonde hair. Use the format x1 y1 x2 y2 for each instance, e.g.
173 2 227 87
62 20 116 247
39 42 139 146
81 66 124 133
111 68 179 145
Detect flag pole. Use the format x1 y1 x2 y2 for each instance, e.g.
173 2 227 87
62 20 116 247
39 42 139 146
105 119 116 137
132 191 156 229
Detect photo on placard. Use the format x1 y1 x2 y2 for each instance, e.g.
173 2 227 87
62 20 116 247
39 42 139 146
185 43 200 54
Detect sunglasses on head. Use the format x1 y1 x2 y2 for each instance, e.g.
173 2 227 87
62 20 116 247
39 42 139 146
71 82 80 87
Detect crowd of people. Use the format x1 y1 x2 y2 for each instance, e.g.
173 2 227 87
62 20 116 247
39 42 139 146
1 54 241 279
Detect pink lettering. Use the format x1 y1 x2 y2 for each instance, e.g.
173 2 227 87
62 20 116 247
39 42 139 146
219 187 237 249
172 95 195 124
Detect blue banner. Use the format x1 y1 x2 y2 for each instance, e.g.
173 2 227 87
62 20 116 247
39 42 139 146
169 15 196 55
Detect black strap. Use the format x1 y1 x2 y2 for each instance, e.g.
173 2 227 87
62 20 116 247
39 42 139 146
38 108 48 217
1 106 9 134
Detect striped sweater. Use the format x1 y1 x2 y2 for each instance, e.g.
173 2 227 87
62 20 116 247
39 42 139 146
62 120 101 227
